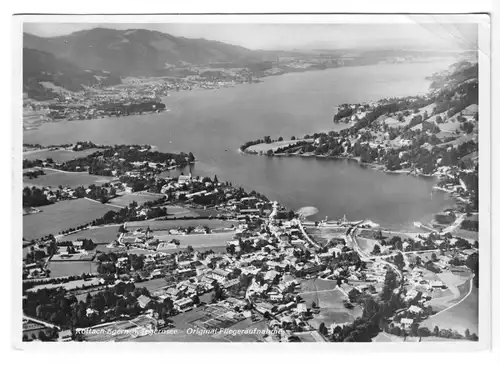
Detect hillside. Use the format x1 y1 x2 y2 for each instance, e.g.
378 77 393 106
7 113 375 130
23 48 122 100
23 28 264 77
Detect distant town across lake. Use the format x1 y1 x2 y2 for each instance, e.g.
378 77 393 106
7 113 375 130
24 60 456 229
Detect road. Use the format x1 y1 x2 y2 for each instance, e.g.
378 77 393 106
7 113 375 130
442 213 467 234
427 276 474 319
347 224 403 281
83 197 125 209
378 249 439 259
23 315 60 330
296 219 321 249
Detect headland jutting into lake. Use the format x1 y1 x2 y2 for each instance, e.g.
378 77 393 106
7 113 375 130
241 60 478 224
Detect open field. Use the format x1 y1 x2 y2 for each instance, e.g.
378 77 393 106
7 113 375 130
23 199 120 240
23 168 115 188
299 278 337 293
51 251 95 261
373 332 470 342
27 278 101 292
298 279 362 327
244 139 313 153
47 261 99 277
308 227 346 245
57 225 120 243
452 229 478 241
109 192 164 207
93 243 127 254
156 232 234 251
125 219 235 231
292 331 327 342
438 134 477 148
166 205 199 218
421 282 478 335
84 315 160 342
424 268 473 310
23 148 105 162
137 305 263 342
356 237 378 255
134 278 169 292
127 248 157 256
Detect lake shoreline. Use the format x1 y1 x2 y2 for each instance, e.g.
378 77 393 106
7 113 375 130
240 146 435 179
240 146 462 230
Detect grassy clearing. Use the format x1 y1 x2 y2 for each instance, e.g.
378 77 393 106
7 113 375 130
23 199 120 240
27 278 101 292
308 227 346 245
23 148 105 163
438 134 477 148
356 237 378 255
136 307 235 342
134 278 169 292
373 332 468 342
56 225 120 243
47 261 99 277
421 283 478 335
125 219 235 231
23 168 114 188
452 229 478 241
166 205 199 217
299 278 337 293
155 232 234 251
298 279 362 327
109 192 163 207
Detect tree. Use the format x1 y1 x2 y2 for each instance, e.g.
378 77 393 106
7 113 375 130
318 322 327 335
394 252 405 270
433 325 440 337
371 245 381 255
465 328 470 339
417 326 432 337
38 331 48 341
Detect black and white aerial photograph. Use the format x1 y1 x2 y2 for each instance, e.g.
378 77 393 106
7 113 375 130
13 12 492 349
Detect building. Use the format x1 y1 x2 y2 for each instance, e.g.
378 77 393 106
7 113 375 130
408 305 423 314
254 302 277 315
137 295 152 309
223 278 240 290
400 318 414 327
297 303 307 313
212 268 230 283
174 297 194 312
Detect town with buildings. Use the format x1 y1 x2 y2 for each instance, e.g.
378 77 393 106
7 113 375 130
22 135 479 343
20 24 481 345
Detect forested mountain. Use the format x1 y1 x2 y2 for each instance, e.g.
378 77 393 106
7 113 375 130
23 48 122 100
24 28 264 77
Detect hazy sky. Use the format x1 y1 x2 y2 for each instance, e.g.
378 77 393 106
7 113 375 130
23 17 478 51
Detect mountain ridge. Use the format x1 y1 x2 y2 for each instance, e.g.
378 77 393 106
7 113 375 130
23 28 264 77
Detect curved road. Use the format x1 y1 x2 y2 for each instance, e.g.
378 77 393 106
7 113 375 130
347 224 403 281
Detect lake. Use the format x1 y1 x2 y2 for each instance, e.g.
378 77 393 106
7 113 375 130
24 61 456 230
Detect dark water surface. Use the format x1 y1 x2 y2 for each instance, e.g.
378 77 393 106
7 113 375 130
24 61 455 229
